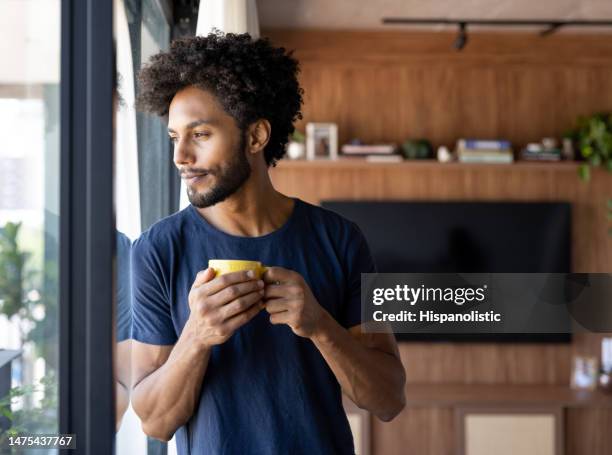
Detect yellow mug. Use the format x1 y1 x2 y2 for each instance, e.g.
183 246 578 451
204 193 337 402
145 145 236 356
208 259 268 279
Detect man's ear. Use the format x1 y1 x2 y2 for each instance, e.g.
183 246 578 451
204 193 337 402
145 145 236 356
246 119 271 155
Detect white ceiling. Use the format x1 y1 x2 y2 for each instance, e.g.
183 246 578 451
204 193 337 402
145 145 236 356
257 0 612 31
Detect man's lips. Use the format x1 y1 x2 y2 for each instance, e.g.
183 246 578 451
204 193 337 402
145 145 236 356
181 172 209 184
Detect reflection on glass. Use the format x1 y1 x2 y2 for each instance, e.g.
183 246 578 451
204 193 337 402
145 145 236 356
114 0 171 452
0 0 60 445
114 0 137 436
115 231 132 431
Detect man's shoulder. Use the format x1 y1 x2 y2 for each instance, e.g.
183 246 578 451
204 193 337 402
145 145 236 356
298 199 360 238
133 207 192 252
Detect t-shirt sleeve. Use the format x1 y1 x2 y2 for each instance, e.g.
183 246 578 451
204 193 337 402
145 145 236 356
131 235 178 345
340 222 377 329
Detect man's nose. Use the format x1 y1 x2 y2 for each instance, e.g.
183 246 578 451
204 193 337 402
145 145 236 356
173 138 196 166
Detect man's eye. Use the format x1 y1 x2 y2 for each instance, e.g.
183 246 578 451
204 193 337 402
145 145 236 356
194 132 210 139
169 136 178 143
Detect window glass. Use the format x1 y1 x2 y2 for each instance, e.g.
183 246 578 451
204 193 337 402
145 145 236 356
0 0 61 446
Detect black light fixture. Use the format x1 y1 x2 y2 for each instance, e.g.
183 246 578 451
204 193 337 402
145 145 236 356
382 18 612 50
454 22 468 51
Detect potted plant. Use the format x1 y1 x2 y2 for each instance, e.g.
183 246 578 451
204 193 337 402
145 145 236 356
567 113 612 237
401 139 433 160
567 112 612 181
286 130 306 160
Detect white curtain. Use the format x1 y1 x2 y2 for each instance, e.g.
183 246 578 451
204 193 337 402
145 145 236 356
114 1 146 453
179 0 260 210
114 0 142 239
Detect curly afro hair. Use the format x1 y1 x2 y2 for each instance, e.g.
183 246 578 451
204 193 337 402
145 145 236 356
136 31 304 167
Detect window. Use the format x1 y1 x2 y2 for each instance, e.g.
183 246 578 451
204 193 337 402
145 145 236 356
0 0 61 443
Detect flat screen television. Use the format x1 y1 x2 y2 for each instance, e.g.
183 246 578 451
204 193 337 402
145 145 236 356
321 201 572 342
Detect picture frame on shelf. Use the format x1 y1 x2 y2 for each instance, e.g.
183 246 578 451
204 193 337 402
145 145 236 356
306 122 338 160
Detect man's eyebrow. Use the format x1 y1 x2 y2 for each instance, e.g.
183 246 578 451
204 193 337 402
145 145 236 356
167 119 217 133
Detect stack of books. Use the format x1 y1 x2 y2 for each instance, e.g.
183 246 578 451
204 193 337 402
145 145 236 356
456 139 514 164
339 144 402 163
520 144 562 162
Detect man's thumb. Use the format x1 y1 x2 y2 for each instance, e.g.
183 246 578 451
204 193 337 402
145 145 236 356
193 267 216 288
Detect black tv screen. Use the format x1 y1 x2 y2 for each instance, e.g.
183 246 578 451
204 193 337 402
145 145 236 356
321 201 572 342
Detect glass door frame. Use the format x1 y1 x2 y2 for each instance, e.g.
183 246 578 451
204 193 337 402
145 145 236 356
59 0 115 453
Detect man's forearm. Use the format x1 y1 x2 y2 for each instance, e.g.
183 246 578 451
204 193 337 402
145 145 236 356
311 312 406 421
132 319 211 441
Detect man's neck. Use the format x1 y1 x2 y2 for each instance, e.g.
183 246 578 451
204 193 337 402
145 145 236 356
195 173 294 238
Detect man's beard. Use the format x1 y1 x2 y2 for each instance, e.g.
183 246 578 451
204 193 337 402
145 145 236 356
187 136 251 208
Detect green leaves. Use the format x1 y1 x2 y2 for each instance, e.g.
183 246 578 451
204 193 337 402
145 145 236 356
573 112 612 181
0 222 30 319
578 163 591 182
0 373 58 443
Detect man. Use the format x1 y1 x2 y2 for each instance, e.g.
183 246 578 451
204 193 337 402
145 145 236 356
131 31 406 454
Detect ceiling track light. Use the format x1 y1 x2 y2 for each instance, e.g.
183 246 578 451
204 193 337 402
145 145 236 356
382 18 612 50
454 22 468 51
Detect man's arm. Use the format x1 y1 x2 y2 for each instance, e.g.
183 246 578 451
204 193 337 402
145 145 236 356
130 321 210 441
263 267 406 422
311 318 406 421
131 268 265 441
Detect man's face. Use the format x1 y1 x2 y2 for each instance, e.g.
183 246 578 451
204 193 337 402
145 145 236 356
168 85 251 208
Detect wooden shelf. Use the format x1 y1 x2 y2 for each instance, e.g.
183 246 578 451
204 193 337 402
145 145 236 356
405 383 612 408
274 159 583 171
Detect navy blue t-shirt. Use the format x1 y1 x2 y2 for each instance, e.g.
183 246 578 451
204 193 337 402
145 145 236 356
131 198 376 455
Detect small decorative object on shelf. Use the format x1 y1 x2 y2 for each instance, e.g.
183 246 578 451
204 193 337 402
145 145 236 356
600 338 612 394
542 137 557 150
339 139 401 162
286 130 306 160
571 355 598 391
456 138 514 163
520 138 562 162
562 137 575 161
401 139 433 160
437 145 453 163
306 122 338 160
600 371 612 393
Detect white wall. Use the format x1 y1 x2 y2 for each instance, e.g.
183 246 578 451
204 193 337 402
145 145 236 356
0 0 60 83
257 0 612 31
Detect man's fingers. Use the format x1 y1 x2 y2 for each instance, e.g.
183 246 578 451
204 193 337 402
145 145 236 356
262 266 300 285
207 279 264 307
263 284 303 299
222 300 263 334
203 270 259 296
192 268 216 288
219 290 264 320
269 311 291 326
264 298 291 314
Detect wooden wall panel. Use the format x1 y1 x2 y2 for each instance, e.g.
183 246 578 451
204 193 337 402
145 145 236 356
371 408 455 455
263 29 612 454
566 408 612 455
269 161 612 453
399 342 572 385
270 162 612 272
263 29 612 149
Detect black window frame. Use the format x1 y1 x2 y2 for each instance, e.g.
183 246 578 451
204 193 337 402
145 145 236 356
58 1 198 453
59 0 115 453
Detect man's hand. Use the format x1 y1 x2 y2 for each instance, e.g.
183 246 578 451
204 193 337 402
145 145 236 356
187 268 265 347
262 267 327 338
